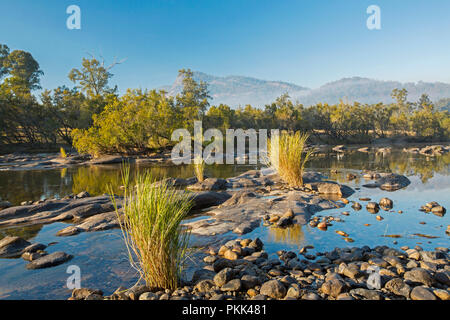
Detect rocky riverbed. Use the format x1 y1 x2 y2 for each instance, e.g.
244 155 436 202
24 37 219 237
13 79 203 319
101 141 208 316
69 237 450 301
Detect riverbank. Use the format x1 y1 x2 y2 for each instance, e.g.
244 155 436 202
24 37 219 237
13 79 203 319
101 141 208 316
0 142 448 172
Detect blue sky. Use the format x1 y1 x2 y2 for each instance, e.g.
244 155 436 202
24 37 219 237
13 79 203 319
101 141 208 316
1 0 449 93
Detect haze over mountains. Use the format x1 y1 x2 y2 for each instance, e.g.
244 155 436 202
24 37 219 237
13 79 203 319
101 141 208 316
161 72 450 108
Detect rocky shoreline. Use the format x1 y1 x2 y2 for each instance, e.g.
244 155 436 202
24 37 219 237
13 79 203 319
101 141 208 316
0 143 448 172
70 237 450 301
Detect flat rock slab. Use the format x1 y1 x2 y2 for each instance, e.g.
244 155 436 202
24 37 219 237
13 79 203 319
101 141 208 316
0 196 116 228
26 251 73 269
56 211 120 236
184 190 343 236
225 170 322 189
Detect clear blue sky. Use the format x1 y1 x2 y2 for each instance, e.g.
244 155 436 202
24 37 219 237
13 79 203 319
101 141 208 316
1 0 449 93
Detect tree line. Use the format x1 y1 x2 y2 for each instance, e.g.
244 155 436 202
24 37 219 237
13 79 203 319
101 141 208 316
0 44 449 156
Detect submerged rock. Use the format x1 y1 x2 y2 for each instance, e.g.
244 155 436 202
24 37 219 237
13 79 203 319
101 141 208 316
26 251 73 269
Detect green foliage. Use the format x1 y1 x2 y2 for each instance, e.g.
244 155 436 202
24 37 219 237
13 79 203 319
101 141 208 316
176 69 210 129
68 57 117 98
72 89 179 156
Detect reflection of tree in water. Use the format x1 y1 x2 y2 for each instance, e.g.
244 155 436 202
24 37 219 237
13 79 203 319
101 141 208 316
268 224 304 246
71 163 261 196
308 150 449 184
0 170 73 205
0 224 42 241
205 164 260 179
388 152 450 183
72 166 124 196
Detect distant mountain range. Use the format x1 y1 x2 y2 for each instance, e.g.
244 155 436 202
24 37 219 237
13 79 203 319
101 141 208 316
161 72 450 108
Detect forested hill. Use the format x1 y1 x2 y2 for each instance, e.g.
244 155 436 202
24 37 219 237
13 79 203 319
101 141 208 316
162 72 450 108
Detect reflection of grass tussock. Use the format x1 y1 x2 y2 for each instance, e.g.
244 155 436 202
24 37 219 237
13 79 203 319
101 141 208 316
268 224 305 245
193 156 205 182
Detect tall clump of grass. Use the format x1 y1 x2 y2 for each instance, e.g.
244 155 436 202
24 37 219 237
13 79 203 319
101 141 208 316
111 166 193 290
60 147 67 158
267 131 314 187
193 155 205 182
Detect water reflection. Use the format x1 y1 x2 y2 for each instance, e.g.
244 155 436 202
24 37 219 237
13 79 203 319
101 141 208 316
0 225 42 241
267 224 305 246
308 150 450 184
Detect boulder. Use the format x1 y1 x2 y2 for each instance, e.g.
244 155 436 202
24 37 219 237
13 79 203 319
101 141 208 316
384 278 411 298
362 173 410 191
190 191 231 210
0 236 31 258
404 268 435 286
26 251 73 269
304 181 354 197
221 279 242 292
410 286 437 300
187 178 227 191
320 279 349 298
379 197 393 209
72 288 103 300
260 280 287 299
214 268 234 287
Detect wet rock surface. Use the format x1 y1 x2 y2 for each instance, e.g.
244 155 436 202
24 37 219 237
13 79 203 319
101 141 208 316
362 173 411 191
26 251 73 269
0 236 31 258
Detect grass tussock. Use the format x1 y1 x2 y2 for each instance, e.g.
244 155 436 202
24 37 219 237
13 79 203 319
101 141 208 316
60 147 67 158
193 155 205 182
112 166 193 290
268 131 314 187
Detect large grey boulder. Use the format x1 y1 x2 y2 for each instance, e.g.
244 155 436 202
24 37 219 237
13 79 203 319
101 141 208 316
26 251 73 269
187 178 227 191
